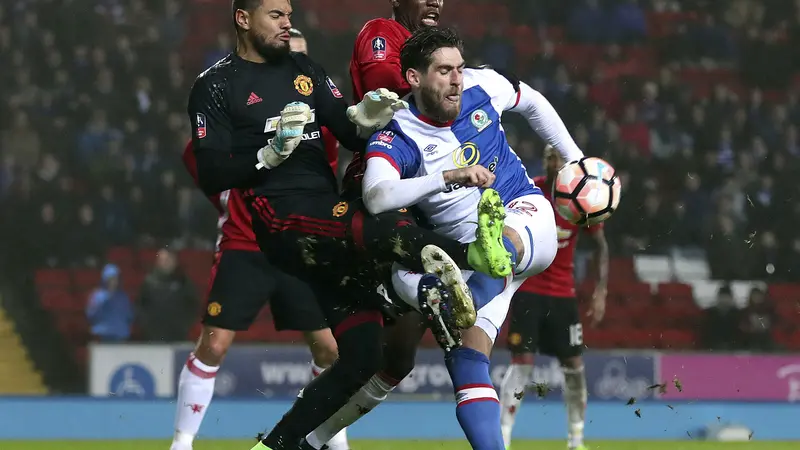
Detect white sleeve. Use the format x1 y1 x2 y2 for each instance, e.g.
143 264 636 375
509 82 584 162
362 157 447 215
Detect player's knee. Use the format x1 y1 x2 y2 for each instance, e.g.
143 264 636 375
559 355 583 370
194 327 235 365
305 330 339 368
461 324 494 356
335 325 384 383
382 339 417 380
502 226 525 261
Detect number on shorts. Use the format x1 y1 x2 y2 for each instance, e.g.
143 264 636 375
568 323 583 347
509 200 538 216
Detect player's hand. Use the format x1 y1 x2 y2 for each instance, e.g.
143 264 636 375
257 102 313 170
587 285 607 327
443 165 495 188
347 88 409 138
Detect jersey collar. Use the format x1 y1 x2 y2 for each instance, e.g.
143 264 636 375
409 95 455 128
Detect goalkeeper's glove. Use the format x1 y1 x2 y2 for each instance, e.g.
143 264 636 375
256 101 312 170
347 88 409 138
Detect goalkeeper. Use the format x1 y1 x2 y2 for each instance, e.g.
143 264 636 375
187 2 514 449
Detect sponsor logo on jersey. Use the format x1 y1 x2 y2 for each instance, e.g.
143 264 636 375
246 92 262 106
332 201 349 217
264 110 316 133
207 302 222 316
423 144 438 154
470 109 492 132
452 142 480 168
294 74 313 96
370 140 392 149
326 77 342 98
196 113 207 138
267 131 320 145
377 130 395 143
371 36 387 60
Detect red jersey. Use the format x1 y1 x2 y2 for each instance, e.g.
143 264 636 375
343 18 412 191
182 141 259 252
520 176 603 298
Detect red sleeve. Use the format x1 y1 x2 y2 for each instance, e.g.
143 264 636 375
354 24 410 97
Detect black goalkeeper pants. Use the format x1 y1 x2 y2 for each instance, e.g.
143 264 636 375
246 191 470 449
246 190 470 329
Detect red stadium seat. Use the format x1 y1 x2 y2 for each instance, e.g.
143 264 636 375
658 329 696 350
107 246 135 266
137 248 160 268
35 269 71 289
609 257 636 280
72 269 101 289
39 288 73 310
768 284 800 301
657 282 693 299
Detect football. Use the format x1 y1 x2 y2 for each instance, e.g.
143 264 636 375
552 156 621 226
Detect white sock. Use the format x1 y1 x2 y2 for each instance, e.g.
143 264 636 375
563 365 587 448
499 363 533 448
390 264 423 311
171 354 218 449
305 372 399 449
309 360 350 450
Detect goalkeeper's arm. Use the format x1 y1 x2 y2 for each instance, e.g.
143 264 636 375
188 77 261 196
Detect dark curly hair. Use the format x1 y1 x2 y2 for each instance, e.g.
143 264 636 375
400 27 464 76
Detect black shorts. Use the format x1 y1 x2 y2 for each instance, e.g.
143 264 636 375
507 291 583 359
247 191 414 329
202 250 328 332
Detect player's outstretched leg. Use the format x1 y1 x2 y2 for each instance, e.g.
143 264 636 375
254 308 384 450
467 189 513 278
562 357 588 450
421 245 475 330
499 355 534 449
447 342 504 450
361 189 512 279
416 270 461 351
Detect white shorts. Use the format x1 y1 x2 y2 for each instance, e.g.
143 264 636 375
390 193 558 343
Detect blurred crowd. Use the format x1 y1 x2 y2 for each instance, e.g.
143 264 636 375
1 0 800 288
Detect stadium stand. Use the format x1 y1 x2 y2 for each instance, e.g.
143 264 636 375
1 0 799 392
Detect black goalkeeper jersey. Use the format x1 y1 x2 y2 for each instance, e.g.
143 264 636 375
187 52 366 198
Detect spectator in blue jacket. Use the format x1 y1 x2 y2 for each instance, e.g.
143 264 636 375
86 264 132 341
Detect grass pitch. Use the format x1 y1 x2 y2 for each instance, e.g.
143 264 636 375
1 440 795 450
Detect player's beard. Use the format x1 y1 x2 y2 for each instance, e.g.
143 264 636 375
419 85 460 123
250 31 289 61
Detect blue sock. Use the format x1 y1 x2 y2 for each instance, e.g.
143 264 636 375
446 347 504 450
466 236 516 310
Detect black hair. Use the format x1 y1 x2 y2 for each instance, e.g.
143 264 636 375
231 0 262 31
400 27 464 76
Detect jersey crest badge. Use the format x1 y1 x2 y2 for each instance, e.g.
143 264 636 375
326 77 342 98
332 201 349 217
377 130 395 143
470 109 492 132
294 75 313 96
207 302 221 316
196 113 207 138
372 37 387 60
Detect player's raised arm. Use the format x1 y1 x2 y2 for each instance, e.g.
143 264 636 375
512 79 584 162
187 76 260 196
480 68 584 163
362 130 495 215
